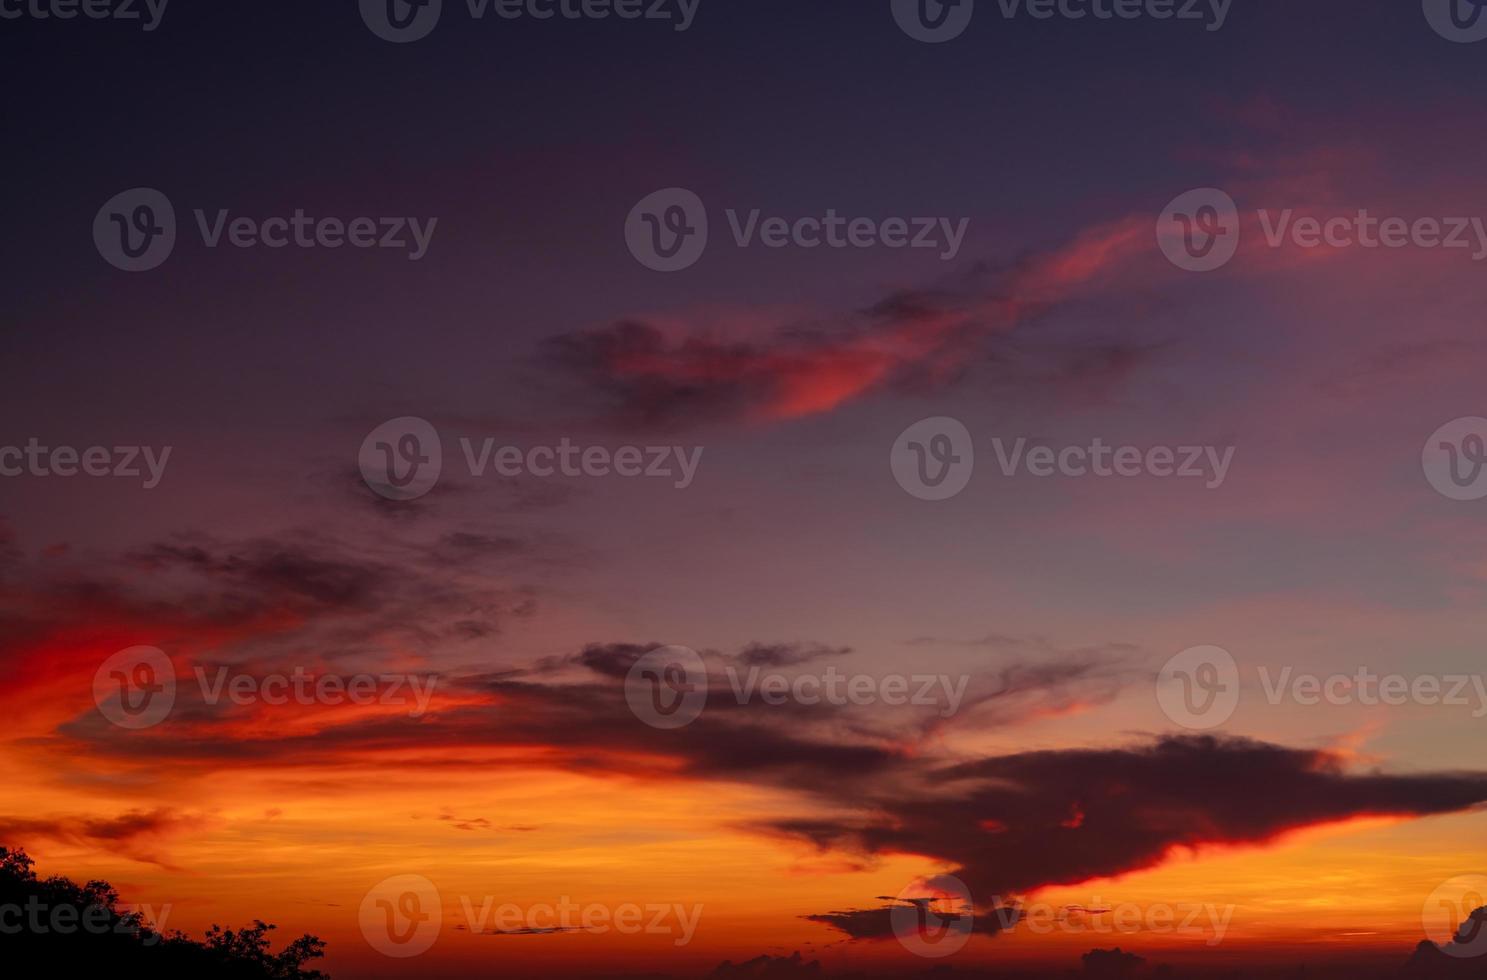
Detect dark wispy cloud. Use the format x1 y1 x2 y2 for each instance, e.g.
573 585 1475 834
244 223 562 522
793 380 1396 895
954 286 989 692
0 808 204 869
772 736 1487 911
543 217 1167 430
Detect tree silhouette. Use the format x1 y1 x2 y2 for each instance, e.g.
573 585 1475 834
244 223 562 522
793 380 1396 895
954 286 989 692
0 847 328 979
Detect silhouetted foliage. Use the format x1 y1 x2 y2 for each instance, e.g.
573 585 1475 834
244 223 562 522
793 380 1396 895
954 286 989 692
1082 947 1146 976
0 847 328 978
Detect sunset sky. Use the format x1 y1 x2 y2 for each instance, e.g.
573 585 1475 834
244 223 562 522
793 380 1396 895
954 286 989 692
4 1 1487 976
